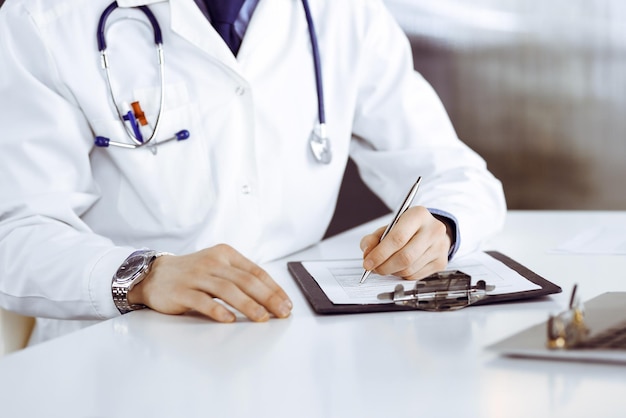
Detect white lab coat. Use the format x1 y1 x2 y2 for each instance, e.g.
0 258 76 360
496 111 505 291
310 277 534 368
0 0 506 343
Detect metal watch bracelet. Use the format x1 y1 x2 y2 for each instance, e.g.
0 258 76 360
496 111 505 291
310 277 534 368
111 250 171 314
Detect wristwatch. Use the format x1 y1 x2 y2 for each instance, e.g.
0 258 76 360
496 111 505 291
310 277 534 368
111 249 168 314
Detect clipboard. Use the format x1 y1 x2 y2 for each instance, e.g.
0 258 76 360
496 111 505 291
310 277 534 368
287 251 562 315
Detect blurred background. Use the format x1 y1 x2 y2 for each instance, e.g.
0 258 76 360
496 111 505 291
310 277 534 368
1 0 624 234
387 0 626 209
330 0 626 235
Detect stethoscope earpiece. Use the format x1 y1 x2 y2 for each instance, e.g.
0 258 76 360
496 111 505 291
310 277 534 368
94 130 190 149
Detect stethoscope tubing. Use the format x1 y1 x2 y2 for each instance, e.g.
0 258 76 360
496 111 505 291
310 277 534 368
97 1 165 148
301 0 326 126
97 2 163 51
95 0 328 161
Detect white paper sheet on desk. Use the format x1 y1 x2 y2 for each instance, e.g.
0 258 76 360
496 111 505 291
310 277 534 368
302 252 540 305
551 226 626 255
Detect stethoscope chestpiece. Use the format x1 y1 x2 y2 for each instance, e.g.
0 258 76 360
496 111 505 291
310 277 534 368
309 123 332 164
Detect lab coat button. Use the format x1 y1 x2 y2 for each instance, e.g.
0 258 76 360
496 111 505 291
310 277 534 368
241 184 252 195
235 86 246 96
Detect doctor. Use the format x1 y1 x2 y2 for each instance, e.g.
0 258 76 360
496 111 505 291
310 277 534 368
0 0 506 343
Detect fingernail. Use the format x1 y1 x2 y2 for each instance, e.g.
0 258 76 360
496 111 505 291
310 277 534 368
254 306 270 321
221 311 236 322
364 259 374 270
277 300 292 318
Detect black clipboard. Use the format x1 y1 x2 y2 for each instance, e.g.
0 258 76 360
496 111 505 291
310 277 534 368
287 251 562 315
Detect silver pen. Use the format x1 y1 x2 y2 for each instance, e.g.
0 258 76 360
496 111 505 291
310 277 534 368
359 176 422 284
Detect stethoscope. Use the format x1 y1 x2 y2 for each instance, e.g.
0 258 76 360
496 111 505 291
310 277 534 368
95 1 189 152
94 0 332 164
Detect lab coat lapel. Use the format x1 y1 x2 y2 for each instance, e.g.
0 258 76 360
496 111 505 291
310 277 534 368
236 0 294 64
168 0 239 68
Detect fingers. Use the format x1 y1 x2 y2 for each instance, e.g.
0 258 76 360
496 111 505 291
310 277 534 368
183 289 237 323
360 206 451 280
360 225 386 259
387 241 449 280
192 261 292 321
131 244 293 323
223 247 292 310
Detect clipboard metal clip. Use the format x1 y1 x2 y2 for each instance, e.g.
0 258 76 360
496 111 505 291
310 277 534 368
377 270 494 312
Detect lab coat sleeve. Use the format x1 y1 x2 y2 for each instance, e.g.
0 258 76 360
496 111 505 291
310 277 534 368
348 0 507 257
0 3 132 319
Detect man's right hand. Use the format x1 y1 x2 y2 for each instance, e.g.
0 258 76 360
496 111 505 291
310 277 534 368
128 244 293 322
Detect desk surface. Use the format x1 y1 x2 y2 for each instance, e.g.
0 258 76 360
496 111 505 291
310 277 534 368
1 211 625 418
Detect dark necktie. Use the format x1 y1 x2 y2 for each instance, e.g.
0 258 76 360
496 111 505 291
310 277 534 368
205 0 246 55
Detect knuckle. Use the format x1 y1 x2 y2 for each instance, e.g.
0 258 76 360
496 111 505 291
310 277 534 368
414 205 429 217
249 265 268 281
238 272 259 289
266 289 288 308
433 219 447 236
213 243 234 254
396 250 414 268
400 262 426 280
388 231 410 248
212 278 238 295
241 267 270 288
408 268 432 281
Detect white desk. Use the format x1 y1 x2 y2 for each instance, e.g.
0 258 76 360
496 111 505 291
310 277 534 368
1 211 625 418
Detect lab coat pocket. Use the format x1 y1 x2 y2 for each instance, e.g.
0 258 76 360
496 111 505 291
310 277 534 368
92 85 213 233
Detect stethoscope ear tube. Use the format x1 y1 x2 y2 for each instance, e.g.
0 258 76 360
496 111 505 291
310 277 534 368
97 2 162 52
96 2 118 52
301 0 325 126
301 0 331 164
95 0 328 162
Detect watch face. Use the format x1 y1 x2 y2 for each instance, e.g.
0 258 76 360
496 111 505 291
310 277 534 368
116 254 146 283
